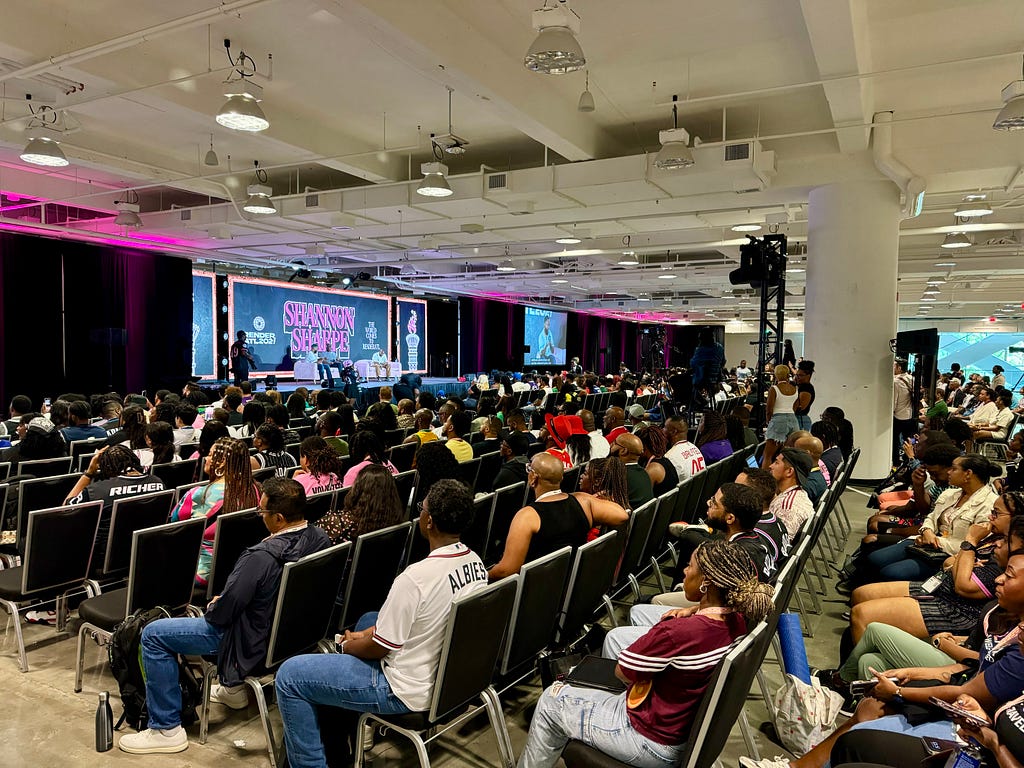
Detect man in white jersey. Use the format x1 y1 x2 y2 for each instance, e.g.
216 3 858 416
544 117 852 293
663 416 705 480
274 479 489 767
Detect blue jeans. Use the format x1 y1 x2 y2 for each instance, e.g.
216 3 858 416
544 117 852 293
317 363 334 386
141 617 224 730
517 683 683 768
275 612 411 768
866 539 938 582
796 414 812 431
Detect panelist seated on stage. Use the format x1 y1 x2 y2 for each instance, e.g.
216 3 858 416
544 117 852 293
305 345 337 386
370 348 391 380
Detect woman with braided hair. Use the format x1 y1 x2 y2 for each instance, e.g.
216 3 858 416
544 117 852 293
636 423 680 496
519 539 774 768
579 456 630 512
294 436 345 496
64 444 167 562
172 437 261 587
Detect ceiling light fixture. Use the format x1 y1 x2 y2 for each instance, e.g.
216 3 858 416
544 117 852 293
955 197 992 217
113 190 143 228
551 276 569 284
431 87 470 155
556 226 588 244
923 288 940 295
654 95 694 170
617 251 639 266
941 232 972 249
416 162 453 197
330 213 356 230
204 134 219 166
524 2 585 75
216 41 269 132
993 57 1024 130
935 260 957 268
657 273 677 280
20 101 69 167
786 266 806 273
731 223 762 233
577 69 595 112
496 259 516 272
920 296 937 302
242 161 277 215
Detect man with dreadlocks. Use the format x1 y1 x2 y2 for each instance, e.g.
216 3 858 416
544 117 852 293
518 539 774 767
65 444 166 559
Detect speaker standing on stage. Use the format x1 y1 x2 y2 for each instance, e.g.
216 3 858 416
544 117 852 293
230 331 256 386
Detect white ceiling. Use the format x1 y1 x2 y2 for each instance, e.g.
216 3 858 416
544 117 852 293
1 0 1024 326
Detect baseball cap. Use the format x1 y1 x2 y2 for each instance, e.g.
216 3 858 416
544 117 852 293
627 404 647 419
503 431 531 456
27 416 55 435
779 447 813 477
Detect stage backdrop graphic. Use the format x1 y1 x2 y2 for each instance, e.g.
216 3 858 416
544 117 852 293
396 298 427 373
524 306 567 367
191 271 216 378
228 276 391 375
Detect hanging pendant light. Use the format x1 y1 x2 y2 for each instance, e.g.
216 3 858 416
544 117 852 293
416 162 453 197
524 3 585 75
653 95 694 170
204 134 220 166
242 161 276 215
577 70 595 112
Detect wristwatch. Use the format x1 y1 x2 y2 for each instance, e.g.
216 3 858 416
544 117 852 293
959 540 976 552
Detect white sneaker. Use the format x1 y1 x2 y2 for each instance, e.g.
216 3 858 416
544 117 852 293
118 727 189 754
739 756 791 768
210 683 249 710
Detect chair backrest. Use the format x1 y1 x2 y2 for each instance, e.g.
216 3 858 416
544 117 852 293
19 455 73 478
304 490 337 524
125 517 207 615
428 575 518 721
252 467 276 483
0 462 10 482
70 438 106 464
475 450 503 493
489 481 527 562
383 429 407 448
682 468 709 524
101 490 177 577
560 465 582 493
205 508 267 600
391 469 416 514
642 487 679 564
337 521 414 630
681 620 776 768
285 443 302 461
150 459 199 489
614 497 659 584
556 530 620 644
461 492 496 558
265 541 352 668
769 541 803 614
526 442 546 459
17 472 80 552
174 480 207 505
457 457 481 491
21 501 103 595
500 546 572 676
387 442 418 473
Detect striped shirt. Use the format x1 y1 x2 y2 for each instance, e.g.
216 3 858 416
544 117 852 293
769 484 814 537
618 613 746 745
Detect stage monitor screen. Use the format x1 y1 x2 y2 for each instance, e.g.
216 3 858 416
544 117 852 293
396 298 427 373
191 271 216 379
228 276 391 376
523 307 568 368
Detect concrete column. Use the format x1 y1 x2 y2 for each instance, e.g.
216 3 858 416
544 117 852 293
805 181 901 479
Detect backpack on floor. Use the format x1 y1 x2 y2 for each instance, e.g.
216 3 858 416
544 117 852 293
107 606 202 732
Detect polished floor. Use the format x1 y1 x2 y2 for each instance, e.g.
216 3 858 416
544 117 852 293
0 488 866 768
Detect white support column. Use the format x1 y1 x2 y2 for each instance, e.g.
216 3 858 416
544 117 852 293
805 181 901 479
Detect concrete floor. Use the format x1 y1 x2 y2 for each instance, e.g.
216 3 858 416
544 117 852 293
0 486 867 768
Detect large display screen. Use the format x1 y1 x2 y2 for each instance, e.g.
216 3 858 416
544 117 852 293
397 298 427 373
523 307 568 367
228 276 391 375
191 271 216 379
938 331 1024 396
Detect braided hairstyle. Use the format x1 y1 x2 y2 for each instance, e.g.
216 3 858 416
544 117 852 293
300 435 344 478
694 539 774 625
584 456 630 511
635 424 668 458
97 444 143 478
203 437 258 513
119 405 148 449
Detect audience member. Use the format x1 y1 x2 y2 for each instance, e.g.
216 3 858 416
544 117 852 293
663 416 705 480
696 411 734 465
491 431 530 490
2 394 32 435
769 447 815 537
294 436 345 496
579 456 631 513
316 464 404 545
603 406 628 445
60 399 107 443
635 423 679 497
250 423 298 477
441 410 473 462
137 421 179 468
473 416 503 457
609 432 655 510
763 364 800 468
395 399 416 430
342 430 397 486
577 408 610 460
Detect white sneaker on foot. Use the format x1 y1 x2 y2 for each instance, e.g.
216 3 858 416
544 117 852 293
210 683 249 710
118 728 188 754
740 756 792 768
667 522 689 539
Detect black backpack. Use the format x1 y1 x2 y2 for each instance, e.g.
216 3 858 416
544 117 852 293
108 607 203 731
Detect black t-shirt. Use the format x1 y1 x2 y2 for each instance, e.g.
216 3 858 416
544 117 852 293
68 473 167 558
996 697 1024 761
795 382 815 416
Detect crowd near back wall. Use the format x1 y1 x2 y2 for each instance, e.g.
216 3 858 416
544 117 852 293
0 232 192 408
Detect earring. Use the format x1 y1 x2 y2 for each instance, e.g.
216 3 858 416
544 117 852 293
699 582 708 594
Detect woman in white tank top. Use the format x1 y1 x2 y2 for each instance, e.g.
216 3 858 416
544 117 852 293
762 364 800 468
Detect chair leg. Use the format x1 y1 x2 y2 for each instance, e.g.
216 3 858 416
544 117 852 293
0 598 28 672
799 569 823 614
245 678 278 768
738 707 760 760
198 663 217 745
74 622 88 692
357 713 431 768
481 687 516 768
652 555 668 594
756 668 777 721
602 594 618 627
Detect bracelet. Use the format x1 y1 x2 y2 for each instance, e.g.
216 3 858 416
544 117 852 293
83 472 96 480
895 686 904 699
339 640 347 654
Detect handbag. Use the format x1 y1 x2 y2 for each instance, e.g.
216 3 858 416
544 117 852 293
771 674 844 754
905 544 949 568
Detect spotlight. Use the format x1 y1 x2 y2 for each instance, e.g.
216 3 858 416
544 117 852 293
993 78 1024 131
731 224 762 233
940 232 972 249
216 77 269 132
416 162 453 197
524 4 585 75
955 197 992 217
21 135 68 167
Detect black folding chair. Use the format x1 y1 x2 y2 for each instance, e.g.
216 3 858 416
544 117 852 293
555 531 621 645
150 458 199 489
355 576 519 768
0 502 102 672
488 481 527 565
387 442 418 473
304 490 337 524
74 517 206 691
336 521 414 631
561 465 582 493
89 489 176 585
457 457 481 491
198 541 352 767
204 508 268 602
15 472 80 553
19 455 73 478
475 450 503 493
461 492 496 558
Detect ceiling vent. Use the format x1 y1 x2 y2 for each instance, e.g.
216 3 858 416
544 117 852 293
487 173 508 191
305 193 320 209
179 209 192 221
724 143 751 162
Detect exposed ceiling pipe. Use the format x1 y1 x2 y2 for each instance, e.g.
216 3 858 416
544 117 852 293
872 111 926 218
0 0 281 85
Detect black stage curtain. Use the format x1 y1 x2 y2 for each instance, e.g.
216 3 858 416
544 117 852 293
425 299 458 377
459 297 523 374
0 232 192 409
